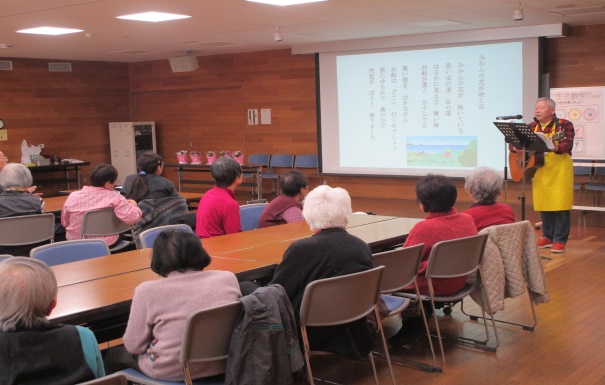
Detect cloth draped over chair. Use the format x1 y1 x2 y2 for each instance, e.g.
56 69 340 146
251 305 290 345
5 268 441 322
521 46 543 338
133 196 189 248
225 284 304 385
470 220 550 314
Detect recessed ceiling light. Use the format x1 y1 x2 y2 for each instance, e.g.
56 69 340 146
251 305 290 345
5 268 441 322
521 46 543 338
246 0 327 5
17 27 83 35
116 11 191 22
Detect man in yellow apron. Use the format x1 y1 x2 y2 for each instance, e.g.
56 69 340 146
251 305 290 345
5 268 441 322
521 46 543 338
531 97 575 253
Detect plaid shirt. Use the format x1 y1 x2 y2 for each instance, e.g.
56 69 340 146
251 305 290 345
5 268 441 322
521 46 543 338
62 186 142 245
530 113 575 155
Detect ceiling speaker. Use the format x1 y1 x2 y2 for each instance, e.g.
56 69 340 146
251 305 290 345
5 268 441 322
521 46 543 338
169 56 199 73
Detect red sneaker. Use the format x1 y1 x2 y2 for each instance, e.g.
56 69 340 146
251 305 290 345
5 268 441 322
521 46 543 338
537 236 553 248
551 242 566 253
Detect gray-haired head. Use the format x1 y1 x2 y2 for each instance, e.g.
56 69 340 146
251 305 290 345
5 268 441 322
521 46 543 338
537 97 556 109
302 185 351 232
0 257 57 332
210 156 242 188
464 166 503 204
0 163 33 189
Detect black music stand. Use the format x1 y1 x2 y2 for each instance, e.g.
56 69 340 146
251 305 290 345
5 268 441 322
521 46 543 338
494 122 553 220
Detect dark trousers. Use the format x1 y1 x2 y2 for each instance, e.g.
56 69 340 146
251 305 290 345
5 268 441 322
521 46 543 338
540 210 571 243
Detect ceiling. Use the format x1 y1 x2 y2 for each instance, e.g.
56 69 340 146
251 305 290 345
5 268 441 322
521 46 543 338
1 0 605 63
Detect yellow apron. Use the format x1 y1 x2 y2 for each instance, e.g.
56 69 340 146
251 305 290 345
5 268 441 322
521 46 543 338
532 131 573 211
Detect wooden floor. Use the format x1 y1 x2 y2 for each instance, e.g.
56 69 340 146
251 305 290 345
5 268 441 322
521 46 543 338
252 194 605 385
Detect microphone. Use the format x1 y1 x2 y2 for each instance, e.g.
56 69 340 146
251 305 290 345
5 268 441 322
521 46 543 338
496 114 523 120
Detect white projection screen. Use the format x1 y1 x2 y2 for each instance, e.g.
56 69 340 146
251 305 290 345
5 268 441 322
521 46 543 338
318 38 540 178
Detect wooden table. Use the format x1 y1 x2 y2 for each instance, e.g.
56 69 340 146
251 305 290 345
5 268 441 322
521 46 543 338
44 192 203 214
49 215 422 341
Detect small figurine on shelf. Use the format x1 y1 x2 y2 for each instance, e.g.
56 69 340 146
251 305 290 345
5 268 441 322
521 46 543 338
189 151 202 164
232 151 244 165
176 150 188 164
205 151 217 165
219 150 231 158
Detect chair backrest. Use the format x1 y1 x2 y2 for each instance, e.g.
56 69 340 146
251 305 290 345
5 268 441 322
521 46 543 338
0 213 55 246
294 154 318 170
425 233 489 279
138 224 193 249
269 154 294 169
180 301 242 365
247 154 270 167
573 166 592 176
31 239 110 266
299 266 384 327
372 243 424 293
0 254 13 261
239 203 269 231
80 208 133 238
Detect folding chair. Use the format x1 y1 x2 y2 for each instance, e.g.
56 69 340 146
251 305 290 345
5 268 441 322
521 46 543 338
80 208 134 253
573 165 593 205
585 166 605 206
242 154 270 195
372 244 439 372
398 233 498 371
31 239 110 266
294 154 321 186
138 224 193 249
239 203 268 231
262 154 294 194
0 213 55 256
120 301 242 385
299 266 396 385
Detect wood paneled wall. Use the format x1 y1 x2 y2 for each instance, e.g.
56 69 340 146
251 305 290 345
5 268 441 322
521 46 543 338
0 58 130 194
2 24 604 199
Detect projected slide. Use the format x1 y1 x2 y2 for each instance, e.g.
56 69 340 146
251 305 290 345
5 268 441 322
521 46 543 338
319 39 538 177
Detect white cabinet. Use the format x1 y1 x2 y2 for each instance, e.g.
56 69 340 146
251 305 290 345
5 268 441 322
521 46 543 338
109 122 156 184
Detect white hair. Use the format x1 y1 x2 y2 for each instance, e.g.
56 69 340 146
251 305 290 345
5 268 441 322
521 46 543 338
464 166 503 203
302 185 352 232
0 163 33 189
0 257 57 332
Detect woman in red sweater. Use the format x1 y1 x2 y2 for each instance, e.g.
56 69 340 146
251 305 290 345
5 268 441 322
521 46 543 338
390 174 478 346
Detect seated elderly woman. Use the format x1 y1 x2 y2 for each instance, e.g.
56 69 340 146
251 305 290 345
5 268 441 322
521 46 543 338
0 257 105 384
0 163 45 217
105 229 242 381
389 174 478 346
270 185 375 360
0 163 47 256
463 166 515 231
258 170 309 228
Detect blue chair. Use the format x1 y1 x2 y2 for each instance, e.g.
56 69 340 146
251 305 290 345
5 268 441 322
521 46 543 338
0 254 13 261
118 301 242 385
573 165 593 205
262 154 294 193
294 154 321 185
242 154 270 194
239 203 269 231
30 239 110 266
138 224 193 249
585 166 605 206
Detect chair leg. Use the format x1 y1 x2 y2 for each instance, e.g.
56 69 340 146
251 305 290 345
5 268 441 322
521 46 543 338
461 286 537 331
373 308 396 385
300 327 315 385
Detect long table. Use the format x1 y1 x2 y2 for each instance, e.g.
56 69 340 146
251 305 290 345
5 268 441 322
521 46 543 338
49 215 422 341
44 191 203 214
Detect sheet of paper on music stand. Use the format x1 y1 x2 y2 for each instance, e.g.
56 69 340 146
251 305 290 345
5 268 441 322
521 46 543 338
534 132 555 150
